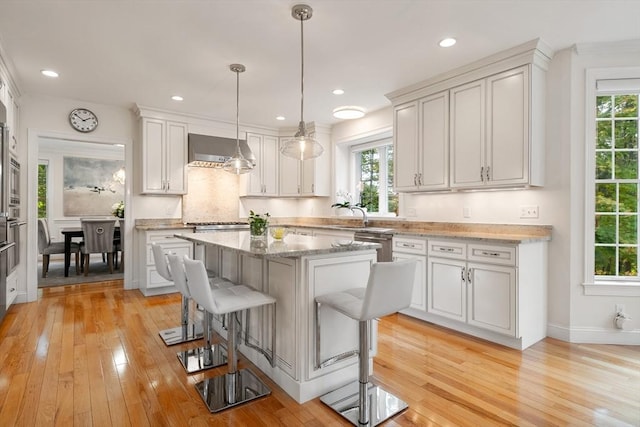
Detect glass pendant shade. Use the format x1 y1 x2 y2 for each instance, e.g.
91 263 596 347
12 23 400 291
281 4 324 161
223 63 254 175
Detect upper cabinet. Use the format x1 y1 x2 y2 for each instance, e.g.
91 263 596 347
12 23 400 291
394 91 449 191
240 132 279 197
278 130 330 197
387 39 551 192
140 118 187 195
0 77 19 155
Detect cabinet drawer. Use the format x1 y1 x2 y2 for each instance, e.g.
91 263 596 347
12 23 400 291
468 244 516 266
145 229 193 245
146 266 176 289
146 242 192 266
428 240 466 259
393 237 427 255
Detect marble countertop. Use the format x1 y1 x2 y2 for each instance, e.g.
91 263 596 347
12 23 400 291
174 231 380 258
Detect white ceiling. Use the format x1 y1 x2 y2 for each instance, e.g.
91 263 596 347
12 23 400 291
1 0 639 130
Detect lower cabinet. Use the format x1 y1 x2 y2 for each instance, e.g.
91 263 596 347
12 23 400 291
392 236 427 311
6 270 18 308
139 229 193 296
395 235 547 350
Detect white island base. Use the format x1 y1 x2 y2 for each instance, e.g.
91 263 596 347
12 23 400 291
180 232 380 404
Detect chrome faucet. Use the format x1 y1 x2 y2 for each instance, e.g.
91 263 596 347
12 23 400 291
350 206 368 227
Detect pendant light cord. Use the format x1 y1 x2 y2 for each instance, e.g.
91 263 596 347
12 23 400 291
236 67 241 156
299 15 305 124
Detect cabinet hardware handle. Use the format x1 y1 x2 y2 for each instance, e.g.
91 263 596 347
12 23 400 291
467 268 472 283
298 185 300 193
439 247 454 252
480 166 484 182
486 166 490 181
400 243 416 248
481 251 501 257
312 184 315 193
413 174 417 186
461 267 466 282
419 173 423 186
10 288 15 292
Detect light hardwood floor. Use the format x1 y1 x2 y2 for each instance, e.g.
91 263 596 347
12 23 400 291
0 281 638 426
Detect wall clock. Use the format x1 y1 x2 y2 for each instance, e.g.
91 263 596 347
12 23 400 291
69 108 99 133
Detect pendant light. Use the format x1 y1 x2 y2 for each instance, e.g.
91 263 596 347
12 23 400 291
223 63 255 174
280 4 324 161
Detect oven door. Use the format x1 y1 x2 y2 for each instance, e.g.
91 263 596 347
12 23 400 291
7 220 24 275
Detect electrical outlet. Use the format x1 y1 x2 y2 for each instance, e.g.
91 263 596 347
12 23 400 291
616 304 625 314
463 206 471 218
520 205 539 219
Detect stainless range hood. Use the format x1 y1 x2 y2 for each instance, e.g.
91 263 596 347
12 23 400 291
187 133 255 168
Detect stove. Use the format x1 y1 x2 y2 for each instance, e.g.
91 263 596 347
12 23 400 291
187 221 249 232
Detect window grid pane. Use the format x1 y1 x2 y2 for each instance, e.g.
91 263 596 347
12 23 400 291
594 93 640 278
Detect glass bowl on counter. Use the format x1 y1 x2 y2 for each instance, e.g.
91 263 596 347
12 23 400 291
269 227 289 241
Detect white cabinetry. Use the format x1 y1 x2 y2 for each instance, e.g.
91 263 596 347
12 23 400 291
387 40 549 192
6 270 17 308
241 133 279 196
450 66 537 188
0 78 19 154
278 136 330 197
140 118 187 195
139 229 193 296
394 91 449 191
392 236 427 311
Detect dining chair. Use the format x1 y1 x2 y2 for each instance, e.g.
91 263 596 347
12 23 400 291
38 218 80 277
114 219 123 270
80 218 117 276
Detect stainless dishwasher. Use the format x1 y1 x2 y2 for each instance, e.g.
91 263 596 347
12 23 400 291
353 230 393 262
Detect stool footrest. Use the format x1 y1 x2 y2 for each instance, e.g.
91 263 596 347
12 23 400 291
177 344 227 374
320 381 408 426
159 323 204 346
195 368 271 413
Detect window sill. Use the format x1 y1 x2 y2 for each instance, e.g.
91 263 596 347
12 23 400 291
583 282 640 296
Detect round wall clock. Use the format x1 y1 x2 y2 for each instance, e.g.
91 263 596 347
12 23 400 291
69 108 99 133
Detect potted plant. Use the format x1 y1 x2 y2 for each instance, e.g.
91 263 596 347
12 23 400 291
248 210 270 239
331 190 354 216
111 201 124 218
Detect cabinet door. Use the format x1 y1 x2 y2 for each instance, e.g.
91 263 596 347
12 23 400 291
142 118 166 193
467 262 517 336
164 121 187 194
420 91 449 189
450 79 485 188
262 135 279 195
300 157 316 195
245 133 264 195
279 138 301 196
486 66 529 186
393 101 419 191
394 252 427 311
428 257 466 321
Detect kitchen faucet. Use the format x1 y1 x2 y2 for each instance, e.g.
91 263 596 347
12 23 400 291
350 206 368 227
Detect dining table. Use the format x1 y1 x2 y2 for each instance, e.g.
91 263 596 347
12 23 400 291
60 226 120 277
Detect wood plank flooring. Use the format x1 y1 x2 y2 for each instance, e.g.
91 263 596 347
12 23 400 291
0 281 638 426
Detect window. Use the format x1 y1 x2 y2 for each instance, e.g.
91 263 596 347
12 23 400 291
352 141 398 216
594 94 639 278
38 162 48 218
585 69 640 295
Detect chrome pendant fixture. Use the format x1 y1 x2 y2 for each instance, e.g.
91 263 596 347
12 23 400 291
280 4 324 161
223 63 255 174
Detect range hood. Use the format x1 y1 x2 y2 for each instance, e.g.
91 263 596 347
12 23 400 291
187 133 256 168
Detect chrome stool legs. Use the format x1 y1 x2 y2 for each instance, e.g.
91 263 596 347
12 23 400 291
320 320 408 426
159 295 204 346
177 309 227 374
194 311 271 413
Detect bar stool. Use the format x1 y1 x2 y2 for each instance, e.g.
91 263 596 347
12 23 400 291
167 253 234 374
316 259 417 426
153 243 203 346
183 255 277 413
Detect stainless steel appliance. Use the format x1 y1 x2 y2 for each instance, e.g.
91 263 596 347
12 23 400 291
7 220 25 275
7 155 19 219
354 229 394 262
189 221 250 233
0 100 11 323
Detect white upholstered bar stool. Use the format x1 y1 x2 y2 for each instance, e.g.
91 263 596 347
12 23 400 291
152 243 203 346
167 253 236 374
316 259 417 426
183 255 276 413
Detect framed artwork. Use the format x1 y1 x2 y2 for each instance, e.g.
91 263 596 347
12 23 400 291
63 156 125 217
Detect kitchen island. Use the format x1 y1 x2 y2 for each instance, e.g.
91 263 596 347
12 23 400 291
175 231 380 403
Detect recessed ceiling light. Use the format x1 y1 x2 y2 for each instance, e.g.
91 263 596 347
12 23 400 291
332 89 344 95
171 95 184 101
439 37 457 48
41 69 59 78
276 116 285 121
333 106 366 120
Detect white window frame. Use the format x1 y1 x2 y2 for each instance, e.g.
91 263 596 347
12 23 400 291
584 67 640 296
350 138 396 217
